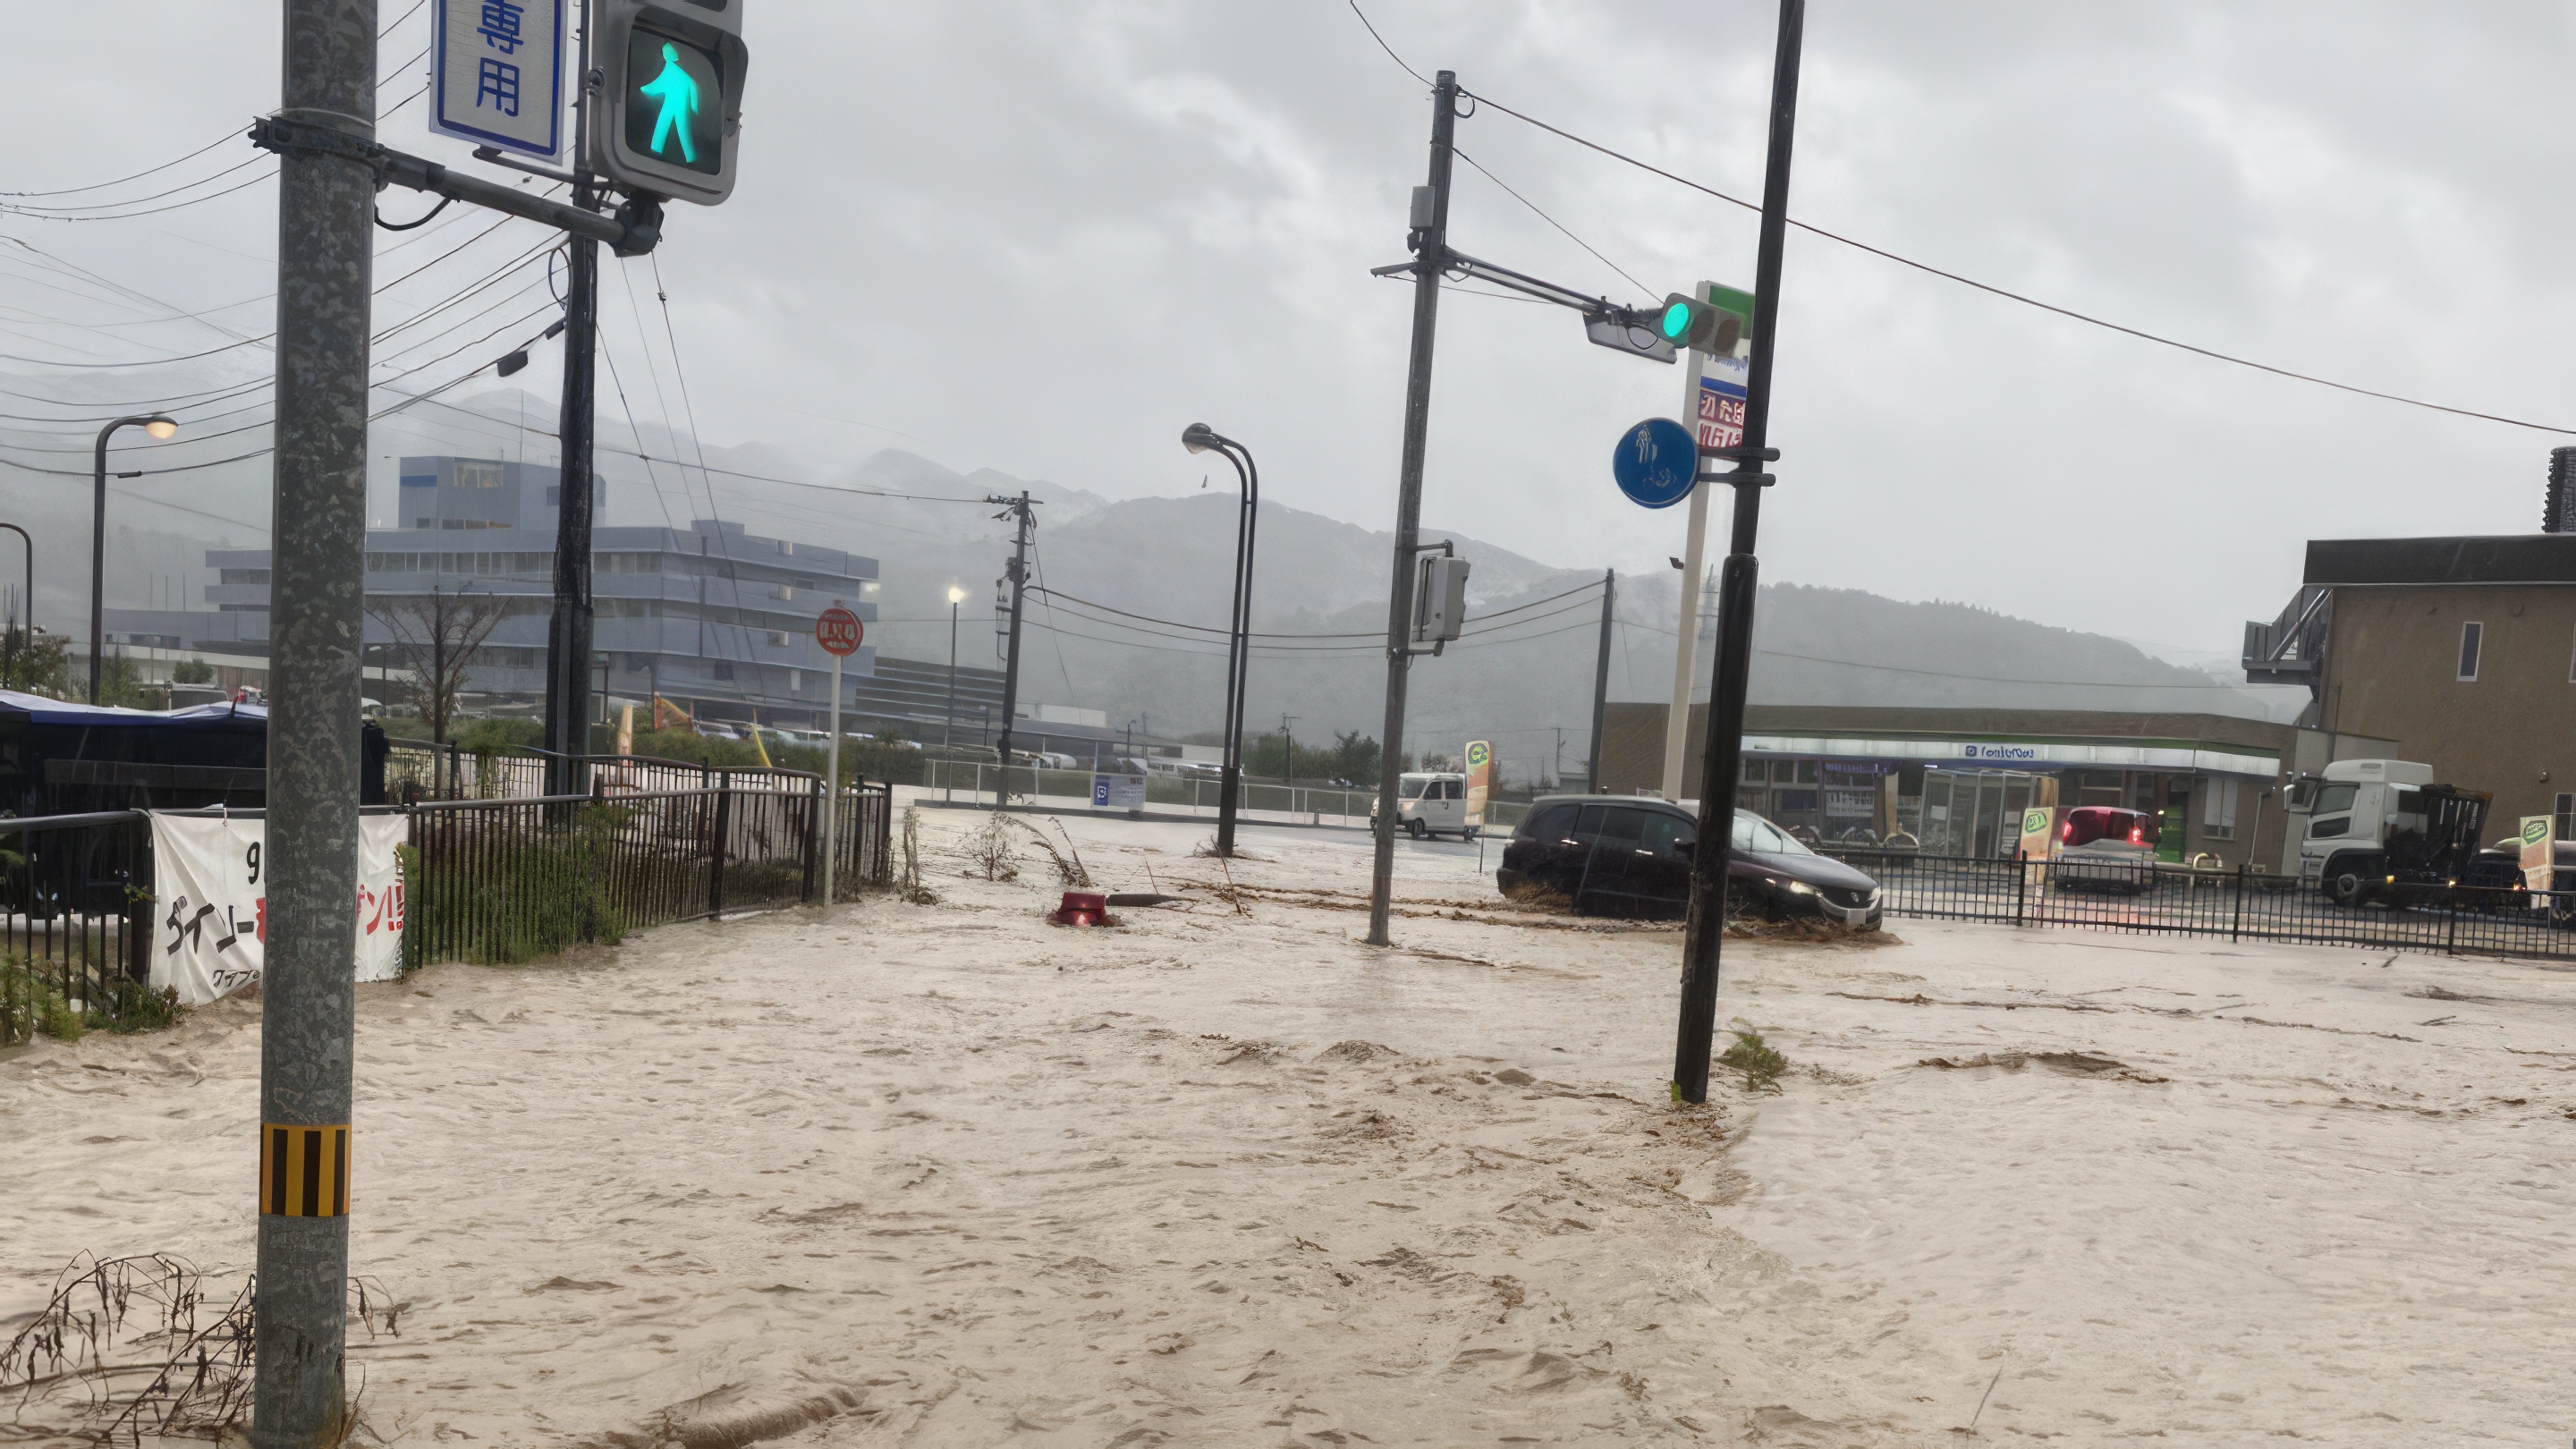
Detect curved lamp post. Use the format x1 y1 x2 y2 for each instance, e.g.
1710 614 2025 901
91 413 177 703
1182 422 1258 857
0 522 29 691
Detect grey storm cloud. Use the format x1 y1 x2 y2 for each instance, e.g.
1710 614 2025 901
11 1 2576 659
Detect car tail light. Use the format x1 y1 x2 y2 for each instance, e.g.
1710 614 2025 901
2061 821 2074 842
2128 826 2144 843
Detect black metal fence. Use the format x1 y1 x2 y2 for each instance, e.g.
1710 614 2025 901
0 812 153 1043
0 777 894 1046
1832 849 2576 961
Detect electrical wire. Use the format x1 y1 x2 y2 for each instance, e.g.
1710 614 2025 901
1342 3 2576 436
1453 148 1648 295
1458 86 2576 436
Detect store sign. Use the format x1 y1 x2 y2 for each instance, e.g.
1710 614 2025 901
1091 774 1147 811
1697 355 1748 453
1962 742 2040 762
2521 816 2554 898
1463 740 1493 826
2016 806 2057 860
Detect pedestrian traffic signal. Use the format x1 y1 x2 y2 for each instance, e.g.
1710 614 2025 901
589 0 748 206
1657 292 1742 356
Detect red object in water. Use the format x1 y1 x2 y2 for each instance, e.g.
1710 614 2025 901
1047 891 1114 928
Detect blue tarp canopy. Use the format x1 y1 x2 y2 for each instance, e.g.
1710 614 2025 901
0 689 267 728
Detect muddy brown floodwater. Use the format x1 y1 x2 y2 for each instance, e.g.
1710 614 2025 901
4 802 2570 1445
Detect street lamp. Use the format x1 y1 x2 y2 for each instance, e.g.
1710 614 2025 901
0 522 30 691
90 413 177 704
1182 422 1258 857
944 584 968 750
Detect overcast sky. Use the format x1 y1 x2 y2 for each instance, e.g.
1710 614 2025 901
12 2 2576 661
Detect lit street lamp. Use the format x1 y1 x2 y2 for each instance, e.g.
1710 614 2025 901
90 413 177 704
1182 422 1258 857
945 584 967 748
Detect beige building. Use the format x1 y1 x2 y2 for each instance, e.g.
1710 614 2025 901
2245 533 2576 838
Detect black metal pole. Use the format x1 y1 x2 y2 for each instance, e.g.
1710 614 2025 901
89 414 173 705
1674 0 1804 1106
254 0 374 1438
1587 568 1614 792
1208 439 1257 856
1368 69 1458 948
543 215 599 794
993 492 1032 802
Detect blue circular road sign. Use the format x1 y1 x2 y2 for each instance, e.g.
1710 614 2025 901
1612 416 1698 509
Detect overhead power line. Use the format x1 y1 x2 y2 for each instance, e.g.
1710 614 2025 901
1343 1 2576 436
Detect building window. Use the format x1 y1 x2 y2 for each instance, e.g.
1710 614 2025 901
2203 778 2239 841
2557 792 2575 843
765 630 790 648
1741 759 1764 784
711 662 733 682
455 460 504 489
2458 621 2483 682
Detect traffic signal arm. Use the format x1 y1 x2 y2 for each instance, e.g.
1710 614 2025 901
250 115 663 255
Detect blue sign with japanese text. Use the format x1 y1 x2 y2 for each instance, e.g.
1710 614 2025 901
1612 416 1698 509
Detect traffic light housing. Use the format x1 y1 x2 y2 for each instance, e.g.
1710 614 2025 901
1657 292 1742 356
588 0 749 206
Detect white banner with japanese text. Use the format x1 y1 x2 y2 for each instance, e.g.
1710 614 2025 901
148 814 408 1005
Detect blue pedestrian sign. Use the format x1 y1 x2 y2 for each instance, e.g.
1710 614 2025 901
1612 416 1698 509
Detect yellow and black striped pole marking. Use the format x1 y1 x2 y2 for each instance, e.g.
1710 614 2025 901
259 1123 350 1217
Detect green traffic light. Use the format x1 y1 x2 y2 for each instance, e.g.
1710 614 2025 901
1660 301 1693 342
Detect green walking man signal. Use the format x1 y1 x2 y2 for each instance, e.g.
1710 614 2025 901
640 41 701 164
589 0 749 206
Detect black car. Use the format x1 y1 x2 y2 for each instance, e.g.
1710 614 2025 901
1496 794 1884 927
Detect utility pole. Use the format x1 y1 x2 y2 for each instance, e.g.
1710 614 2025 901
1657 316 1714 802
1588 568 1615 792
1368 70 1458 949
541 14 599 798
1675 0 1805 1106
254 1 375 1441
990 491 1033 803
1281 711 1300 791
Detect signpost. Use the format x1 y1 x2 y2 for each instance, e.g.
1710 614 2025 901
2521 816 2553 902
1612 417 1699 510
432 0 569 160
1661 281 1757 803
815 603 862 905
1463 740 1493 832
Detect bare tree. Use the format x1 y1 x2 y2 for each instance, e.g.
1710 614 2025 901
367 587 511 742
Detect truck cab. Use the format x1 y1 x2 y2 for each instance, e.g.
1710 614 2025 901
2293 758 2493 905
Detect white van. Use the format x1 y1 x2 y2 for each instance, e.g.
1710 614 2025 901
1372 771 1476 840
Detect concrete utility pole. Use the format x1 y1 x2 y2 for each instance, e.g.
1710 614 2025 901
1674 0 1806 1106
1587 569 1616 792
1367 70 1459 948
990 491 1033 802
542 14 600 798
254 1 375 1440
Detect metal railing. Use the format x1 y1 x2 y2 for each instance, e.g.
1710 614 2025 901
0 776 894 1044
919 760 1532 832
1831 849 2576 961
0 811 153 1043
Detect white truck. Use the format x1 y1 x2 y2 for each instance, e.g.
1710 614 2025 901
2287 758 2502 906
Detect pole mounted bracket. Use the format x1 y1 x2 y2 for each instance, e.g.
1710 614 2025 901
250 114 663 257
1701 444 1781 463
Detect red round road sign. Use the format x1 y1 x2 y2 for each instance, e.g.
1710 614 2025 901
815 605 864 657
